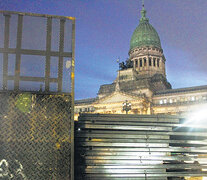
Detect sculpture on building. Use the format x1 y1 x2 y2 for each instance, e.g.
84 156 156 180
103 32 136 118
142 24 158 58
119 59 133 70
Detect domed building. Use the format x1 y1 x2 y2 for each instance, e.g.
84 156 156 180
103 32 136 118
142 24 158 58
74 4 207 120
129 5 166 79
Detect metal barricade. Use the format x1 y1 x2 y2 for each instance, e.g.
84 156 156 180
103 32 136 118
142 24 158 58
0 11 75 180
75 114 207 180
1 92 71 179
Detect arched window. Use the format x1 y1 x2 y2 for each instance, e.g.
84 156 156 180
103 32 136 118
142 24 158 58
149 57 152 66
153 58 156 66
144 58 147 66
139 58 142 67
157 59 160 67
135 59 138 67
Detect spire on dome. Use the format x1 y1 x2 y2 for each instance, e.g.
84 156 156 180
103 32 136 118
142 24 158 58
140 0 148 23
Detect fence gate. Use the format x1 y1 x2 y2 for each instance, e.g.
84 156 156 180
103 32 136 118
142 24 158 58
0 11 75 180
75 113 207 180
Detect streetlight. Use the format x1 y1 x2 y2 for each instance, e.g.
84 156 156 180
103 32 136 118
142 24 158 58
122 100 131 114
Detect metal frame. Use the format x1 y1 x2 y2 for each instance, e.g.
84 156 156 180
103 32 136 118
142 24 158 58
0 10 76 180
0 11 74 93
71 15 76 180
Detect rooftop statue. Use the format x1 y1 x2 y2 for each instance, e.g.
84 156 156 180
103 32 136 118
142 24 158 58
119 59 133 70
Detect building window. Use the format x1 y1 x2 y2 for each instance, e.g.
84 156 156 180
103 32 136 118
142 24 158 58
140 59 142 67
149 57 152 66
157 59 160 67
164 99 167 104
153 58 156 66
169 99 173 103
144 58 147 66
160 100 163 104
79 108 82 112
191 96 195 101
135 59 138 67
91 107 95 112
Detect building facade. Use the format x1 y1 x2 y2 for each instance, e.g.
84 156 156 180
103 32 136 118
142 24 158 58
75 5 207 120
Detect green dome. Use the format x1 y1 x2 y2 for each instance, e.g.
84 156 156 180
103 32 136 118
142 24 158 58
130 7 161 51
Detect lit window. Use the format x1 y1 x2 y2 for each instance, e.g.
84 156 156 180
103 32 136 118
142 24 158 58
164 99 167 104
160 100 163 104
169 99 173 103
191 96 195 101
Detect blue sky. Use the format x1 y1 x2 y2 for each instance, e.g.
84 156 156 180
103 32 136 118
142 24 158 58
1 0 207 100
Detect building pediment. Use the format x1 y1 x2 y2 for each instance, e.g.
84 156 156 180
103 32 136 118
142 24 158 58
95 91 143 104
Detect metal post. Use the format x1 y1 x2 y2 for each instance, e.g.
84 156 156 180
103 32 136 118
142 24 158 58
118 61 121 84
58 18 65 92
116 57 120 84
3 13 10 90
70 17 76 180
45 17 52 92
14 14 23 91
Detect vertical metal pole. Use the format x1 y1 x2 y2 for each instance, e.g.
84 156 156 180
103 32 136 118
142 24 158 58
45 17 52 92
3 13 10 90
118 65 120 84
70 18 75 180
58 19 65 92
117 58 120 84
14 14 23 91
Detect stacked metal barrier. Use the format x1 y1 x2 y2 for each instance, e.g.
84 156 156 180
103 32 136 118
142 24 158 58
75 113 207 180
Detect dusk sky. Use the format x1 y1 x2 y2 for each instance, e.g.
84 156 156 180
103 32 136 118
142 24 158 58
1 0 207 100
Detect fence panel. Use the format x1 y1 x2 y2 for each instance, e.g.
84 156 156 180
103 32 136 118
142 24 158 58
0 11 75 180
